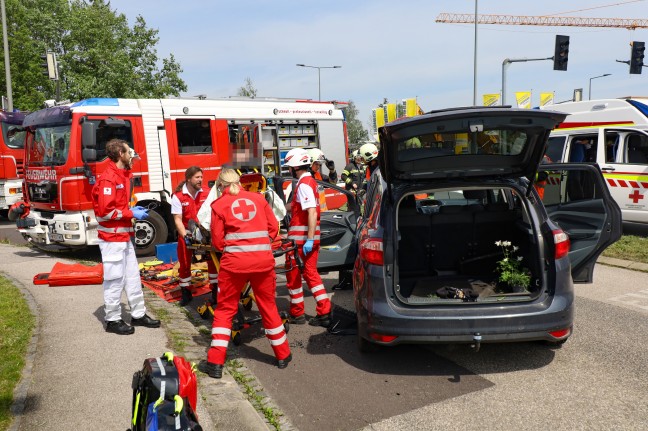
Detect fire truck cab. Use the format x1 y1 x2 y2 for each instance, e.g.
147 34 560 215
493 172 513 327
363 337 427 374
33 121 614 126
0 111 27 216
541 98 648 226
18 97 348 255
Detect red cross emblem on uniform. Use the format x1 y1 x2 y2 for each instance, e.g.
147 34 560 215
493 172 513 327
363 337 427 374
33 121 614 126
231 198 257 221
629 189 644 204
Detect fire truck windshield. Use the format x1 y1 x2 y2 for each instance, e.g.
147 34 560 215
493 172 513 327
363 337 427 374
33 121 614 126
26 125 71 167
1 123 26 149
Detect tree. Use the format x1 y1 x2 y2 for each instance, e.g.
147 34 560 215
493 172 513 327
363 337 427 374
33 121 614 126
344 100 368 149
237 77 257 98
0 0 186 111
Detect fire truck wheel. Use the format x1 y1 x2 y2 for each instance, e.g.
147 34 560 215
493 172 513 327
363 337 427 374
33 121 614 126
134 210 168 257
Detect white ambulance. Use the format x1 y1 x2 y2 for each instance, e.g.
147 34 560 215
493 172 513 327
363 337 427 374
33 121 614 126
541 98 648 226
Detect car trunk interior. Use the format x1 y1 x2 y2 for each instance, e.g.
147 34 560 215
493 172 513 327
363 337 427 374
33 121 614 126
395 186 542 304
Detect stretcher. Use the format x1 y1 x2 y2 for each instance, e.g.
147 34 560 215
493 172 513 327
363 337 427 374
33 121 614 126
189 237 302 345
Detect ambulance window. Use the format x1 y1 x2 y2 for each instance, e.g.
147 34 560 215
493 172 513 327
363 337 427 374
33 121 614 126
545 136 566 163
90 119 133 162
176 119 213 154
625 134 648 164
605 133 619 163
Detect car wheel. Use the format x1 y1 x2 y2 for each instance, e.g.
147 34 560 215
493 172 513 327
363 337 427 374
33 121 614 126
134 210 168 257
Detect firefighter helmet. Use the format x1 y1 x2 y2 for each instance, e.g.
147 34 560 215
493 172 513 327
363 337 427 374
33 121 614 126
306 148 326 164
359 143 379 162
284 148 311 168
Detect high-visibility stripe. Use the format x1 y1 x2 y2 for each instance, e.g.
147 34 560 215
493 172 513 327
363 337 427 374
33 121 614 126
211 339 229 348
269 334 287 346
314 292 329 302
97 225 134 233
288 234 321 241
288 226 321 233
290 297 304 304
212 327 231 336
224 244 271 252
97 209 123 221
225 231 269 240
265 325 285 335
288 288 303 295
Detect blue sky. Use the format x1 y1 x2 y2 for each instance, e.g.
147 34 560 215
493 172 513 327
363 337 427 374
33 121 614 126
108 0 648 130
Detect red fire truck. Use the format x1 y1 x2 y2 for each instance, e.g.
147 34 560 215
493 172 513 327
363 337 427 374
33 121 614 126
0 110 27 217
17 97 348 255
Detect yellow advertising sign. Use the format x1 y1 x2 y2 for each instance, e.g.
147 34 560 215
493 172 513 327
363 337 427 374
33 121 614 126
515 91 532 109
404 98 418 117
386 103 397 122
375 107 385 129
482 93 500 106
540 92 554 107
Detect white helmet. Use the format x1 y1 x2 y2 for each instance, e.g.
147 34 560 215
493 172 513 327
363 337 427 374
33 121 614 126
284 148 311 168
306 148 326 164
359 143 379 162
351 150 359 159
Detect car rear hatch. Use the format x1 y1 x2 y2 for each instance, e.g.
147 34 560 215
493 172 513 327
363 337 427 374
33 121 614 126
378 106 567 185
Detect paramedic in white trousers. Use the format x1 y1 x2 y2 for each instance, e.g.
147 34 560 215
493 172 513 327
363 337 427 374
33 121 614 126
91 139 160 335
203 169 291 379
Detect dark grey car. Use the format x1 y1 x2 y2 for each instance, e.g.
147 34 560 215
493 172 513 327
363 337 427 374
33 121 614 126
281 107 622 353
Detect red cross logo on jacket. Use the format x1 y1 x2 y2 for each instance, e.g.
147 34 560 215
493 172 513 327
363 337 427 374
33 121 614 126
231 198 257 221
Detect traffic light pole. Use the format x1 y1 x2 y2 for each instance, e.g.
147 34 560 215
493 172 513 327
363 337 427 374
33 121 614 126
501 57 553 106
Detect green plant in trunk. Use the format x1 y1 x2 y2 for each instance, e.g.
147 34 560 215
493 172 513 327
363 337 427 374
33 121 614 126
494 240 530 291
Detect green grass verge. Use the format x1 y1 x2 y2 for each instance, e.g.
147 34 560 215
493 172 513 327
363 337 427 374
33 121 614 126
0 276 35 431
602 234 648 264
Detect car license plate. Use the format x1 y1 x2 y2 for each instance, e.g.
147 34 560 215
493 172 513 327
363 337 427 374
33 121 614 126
50 233 64 242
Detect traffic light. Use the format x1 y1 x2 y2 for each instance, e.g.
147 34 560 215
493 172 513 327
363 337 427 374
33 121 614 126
40 51 58 80
553 35 570 71
630 41 645 74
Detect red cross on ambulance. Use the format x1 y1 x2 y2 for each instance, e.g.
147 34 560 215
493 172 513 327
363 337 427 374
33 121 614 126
629 189 644 204
231 198 256 221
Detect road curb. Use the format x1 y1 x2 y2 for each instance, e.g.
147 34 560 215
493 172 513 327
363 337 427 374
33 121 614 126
597 256 648 272
6 273 40 431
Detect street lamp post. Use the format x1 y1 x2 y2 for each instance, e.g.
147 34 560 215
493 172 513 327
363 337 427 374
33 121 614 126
296 64 341 101
588 74 611 100
501 56 553 106
0 0 13 111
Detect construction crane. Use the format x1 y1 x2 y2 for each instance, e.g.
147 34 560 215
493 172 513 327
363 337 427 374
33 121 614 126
435 13 648 30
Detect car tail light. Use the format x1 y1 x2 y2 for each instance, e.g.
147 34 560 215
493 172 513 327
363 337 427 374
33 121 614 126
548 327 571 339
359 238 383 265
369 333 398 343
553 229 570 260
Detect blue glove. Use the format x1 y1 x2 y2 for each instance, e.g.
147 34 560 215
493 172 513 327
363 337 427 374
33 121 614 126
303 239 314 255
132 206 149 220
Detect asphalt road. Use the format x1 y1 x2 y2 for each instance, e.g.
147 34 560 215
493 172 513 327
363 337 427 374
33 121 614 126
3 217 648 430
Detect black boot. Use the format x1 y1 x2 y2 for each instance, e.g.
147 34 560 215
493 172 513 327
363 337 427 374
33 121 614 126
309 313 331 328
277 353 293 369
131 314 161 328
105 319 134 335
179 286 193 306
199 361 223 379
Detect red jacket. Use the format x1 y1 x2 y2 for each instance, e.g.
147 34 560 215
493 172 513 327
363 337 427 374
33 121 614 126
92 161 134 242
288 174 320 246
210 188 278 272
174 186 209 228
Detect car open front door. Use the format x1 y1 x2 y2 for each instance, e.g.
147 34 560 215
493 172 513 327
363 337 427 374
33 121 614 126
541 163 622 283
272 177 359 272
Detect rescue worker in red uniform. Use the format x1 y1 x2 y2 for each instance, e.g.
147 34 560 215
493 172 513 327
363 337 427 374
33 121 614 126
171 166 218 306
202 169 291 378
92 139 160 335
284 148 332 327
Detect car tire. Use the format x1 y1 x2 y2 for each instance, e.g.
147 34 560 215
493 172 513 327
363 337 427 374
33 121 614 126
134 210 168 257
